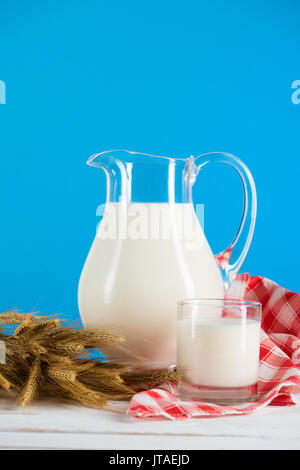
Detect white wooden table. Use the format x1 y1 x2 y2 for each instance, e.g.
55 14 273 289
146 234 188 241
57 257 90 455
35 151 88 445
0 397 300 450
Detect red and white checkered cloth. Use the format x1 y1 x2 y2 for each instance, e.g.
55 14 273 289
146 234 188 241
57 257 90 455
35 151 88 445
127 267 300 419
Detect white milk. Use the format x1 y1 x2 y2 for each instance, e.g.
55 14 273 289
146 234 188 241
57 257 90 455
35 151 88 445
177 318 260 387
78 203 224 367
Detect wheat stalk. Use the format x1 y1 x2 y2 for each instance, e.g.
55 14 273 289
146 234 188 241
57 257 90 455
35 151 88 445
0 310 181 410
18 358 40 407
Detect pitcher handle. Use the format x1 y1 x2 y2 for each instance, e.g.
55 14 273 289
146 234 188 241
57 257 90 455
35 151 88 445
193 152 257 289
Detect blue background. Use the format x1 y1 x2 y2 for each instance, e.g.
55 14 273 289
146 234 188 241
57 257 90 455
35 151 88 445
0 0 299 322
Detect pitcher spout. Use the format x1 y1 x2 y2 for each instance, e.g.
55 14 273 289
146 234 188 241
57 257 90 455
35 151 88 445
87 150 133 202
87 149 126 170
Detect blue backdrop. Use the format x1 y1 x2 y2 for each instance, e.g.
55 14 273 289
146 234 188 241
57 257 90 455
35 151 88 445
0 0 299 321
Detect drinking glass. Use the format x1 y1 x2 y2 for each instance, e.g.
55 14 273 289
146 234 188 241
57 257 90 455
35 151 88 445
177 299 261 404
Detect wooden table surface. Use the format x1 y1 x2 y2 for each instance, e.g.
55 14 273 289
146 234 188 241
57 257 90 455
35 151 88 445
0 397 300 450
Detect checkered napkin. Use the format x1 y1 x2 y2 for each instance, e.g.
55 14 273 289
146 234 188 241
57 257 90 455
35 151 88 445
127 266 300 419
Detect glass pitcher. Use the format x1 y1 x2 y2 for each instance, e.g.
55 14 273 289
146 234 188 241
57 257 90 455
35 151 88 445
78 150 256 368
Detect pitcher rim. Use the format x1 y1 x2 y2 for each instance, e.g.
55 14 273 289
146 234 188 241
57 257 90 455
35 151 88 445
87 149 190 165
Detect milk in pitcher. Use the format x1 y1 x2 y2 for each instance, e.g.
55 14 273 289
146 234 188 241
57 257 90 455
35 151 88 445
78 202 224 367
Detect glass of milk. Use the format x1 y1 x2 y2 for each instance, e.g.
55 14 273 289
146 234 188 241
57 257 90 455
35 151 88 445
177 299 261 404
